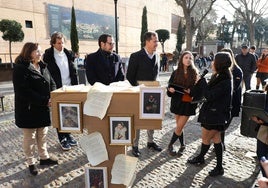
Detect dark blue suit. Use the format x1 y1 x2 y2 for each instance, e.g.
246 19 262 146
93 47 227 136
85 49 124 85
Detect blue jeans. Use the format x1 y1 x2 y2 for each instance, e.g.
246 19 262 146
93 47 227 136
257 139 268 177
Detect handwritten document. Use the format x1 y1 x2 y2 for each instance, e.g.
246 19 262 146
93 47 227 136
79 132 108 166
111 154 138 186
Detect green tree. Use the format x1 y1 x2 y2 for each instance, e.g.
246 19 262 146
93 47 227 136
70 6 79 54
226 0 268 46
155 29 170 53
140 6 148 48
176 20 185 54
0 19 24 67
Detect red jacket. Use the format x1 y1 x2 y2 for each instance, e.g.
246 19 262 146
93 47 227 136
257 56 268 73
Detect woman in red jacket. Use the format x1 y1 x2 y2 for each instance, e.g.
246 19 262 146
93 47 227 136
256 48 268 90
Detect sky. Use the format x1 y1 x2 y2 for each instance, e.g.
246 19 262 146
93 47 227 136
214 0 267 22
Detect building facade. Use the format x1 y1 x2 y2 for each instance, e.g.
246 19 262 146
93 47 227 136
0 0 183 62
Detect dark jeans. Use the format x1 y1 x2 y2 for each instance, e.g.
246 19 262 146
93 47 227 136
257 139 268 177
243 74 252 91
57 128 71 142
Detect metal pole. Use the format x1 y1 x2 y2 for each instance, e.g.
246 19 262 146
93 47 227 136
114 0 118 54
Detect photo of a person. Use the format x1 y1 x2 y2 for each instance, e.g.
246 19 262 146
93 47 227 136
109 116 133 145
143 93 160 114
85 167 107 188
113 122 128 140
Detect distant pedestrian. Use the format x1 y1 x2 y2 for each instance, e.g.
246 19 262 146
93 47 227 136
256 48 268 90
235 45 256 91
13 43 58 175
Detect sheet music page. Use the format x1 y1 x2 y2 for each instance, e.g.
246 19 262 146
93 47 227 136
111 154 138 186
83 82 113 119
79 132 108 166
62 84 87 92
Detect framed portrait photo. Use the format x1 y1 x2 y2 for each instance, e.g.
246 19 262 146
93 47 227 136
139 86 165 119
58 102 82 133
108 114 133 145
85 166 108 188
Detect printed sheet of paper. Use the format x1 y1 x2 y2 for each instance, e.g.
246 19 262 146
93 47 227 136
111 154 138 186
62 84 87 92
79 132 108 166
83 82 113 119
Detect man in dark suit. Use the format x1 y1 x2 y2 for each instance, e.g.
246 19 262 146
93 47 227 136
126 31 162 157
43 32 78 151
85 34 124 85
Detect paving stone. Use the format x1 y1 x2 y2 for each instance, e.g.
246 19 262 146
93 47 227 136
0 74 261 187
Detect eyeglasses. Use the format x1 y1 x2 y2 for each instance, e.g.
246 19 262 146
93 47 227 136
106 42 115 46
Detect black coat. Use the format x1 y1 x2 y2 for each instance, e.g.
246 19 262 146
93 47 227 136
235 52 256 76
85 49 125 85
198 72 233 125
13 59 56 128
231 64 243 117
126 48 158 86
43 47 78 89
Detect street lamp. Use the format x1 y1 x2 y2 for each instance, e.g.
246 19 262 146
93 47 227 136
259 28 265 52
220 15 227 46
114 0 118 53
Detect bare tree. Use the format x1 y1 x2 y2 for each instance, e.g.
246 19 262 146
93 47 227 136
226 0 268 45
175 0 216 50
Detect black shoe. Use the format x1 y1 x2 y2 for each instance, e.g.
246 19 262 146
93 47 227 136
40 158 58 166
187 156 205 165
60 138 71 151
168 145 177 156
67 135 77 146
132 146 141 157
29 165 38 175
179 145 186 152
147 142 162 152
209 167 224 176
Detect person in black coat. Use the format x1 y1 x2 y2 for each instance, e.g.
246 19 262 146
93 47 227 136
166 51 199 156
126 31 162 157
85 34 125 85
43 32 78 151
220 48 243 150
187 52 233 177
13 43 58 175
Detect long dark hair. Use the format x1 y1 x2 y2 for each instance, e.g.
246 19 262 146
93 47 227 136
174 51 198 88
15 42 39 63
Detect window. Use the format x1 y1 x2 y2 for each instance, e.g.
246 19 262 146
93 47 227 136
25 20 33 28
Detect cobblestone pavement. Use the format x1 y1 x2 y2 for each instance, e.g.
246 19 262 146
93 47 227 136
0 73 260 188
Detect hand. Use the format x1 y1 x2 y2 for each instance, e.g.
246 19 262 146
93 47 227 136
168 87 175 93
251 116 264 124
47 98 51 107
183 88 190 94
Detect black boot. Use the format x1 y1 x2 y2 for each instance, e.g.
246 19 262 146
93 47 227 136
209 143 224 176
178 131 186 152
187 143 210 165
29 165 38 176
220 131 226 151
168 132 179 156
